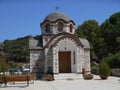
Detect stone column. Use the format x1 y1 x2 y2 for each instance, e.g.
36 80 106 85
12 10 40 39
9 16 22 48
79 47 84 73
53 47 59 74
44 48 49 73
84 50 91 73
76 47 80 73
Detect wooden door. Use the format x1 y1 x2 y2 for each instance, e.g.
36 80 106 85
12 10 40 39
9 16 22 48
59 51 71 73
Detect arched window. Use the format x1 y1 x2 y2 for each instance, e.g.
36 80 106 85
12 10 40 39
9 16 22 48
70 24 73 33
46 23 50 33
58 22 63 32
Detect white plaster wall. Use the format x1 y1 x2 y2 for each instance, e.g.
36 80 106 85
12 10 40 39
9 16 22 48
73 28 75 34
64 26 69 33
43 36 52 47
52 24 57 34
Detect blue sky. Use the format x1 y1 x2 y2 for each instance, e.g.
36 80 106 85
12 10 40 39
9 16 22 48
0 0 120 42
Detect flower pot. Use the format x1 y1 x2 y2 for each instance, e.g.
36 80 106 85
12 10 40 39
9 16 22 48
47 77 53 81
100 75 108 80
84 74 93 80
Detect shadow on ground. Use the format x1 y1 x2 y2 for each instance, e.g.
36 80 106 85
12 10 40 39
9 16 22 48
0 85 28 88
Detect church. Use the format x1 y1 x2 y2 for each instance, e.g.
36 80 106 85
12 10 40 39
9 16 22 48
29 12 91 78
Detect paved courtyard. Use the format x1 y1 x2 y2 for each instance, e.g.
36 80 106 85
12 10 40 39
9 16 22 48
0 75 120 90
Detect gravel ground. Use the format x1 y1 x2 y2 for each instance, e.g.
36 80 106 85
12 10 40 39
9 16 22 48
0 75 120 90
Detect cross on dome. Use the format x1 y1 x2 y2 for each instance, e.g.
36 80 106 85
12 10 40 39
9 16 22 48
55 6 59 11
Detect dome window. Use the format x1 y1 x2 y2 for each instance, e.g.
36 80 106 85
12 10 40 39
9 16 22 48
58 22 63 32
46 23 50 33
70 24 73 33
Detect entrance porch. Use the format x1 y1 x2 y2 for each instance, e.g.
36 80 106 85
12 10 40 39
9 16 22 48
54 73 83 80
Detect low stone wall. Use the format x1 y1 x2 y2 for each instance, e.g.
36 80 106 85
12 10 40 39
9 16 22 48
111 69 120 77
91 69 98 74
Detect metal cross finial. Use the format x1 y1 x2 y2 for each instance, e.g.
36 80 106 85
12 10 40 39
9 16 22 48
55 6 59 11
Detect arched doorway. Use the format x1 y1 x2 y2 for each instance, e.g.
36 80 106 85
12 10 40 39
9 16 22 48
46 33 84 74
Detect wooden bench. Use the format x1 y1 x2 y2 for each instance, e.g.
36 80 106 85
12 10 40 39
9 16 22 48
0 74 36 86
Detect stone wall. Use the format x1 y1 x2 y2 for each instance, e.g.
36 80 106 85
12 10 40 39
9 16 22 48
30 50 44 73
84 49 91 73
78 46 85 73
53 47 59 74
111 69 120 77
46 48 53 73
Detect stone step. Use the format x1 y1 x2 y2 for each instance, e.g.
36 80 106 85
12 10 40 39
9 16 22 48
54 73 83 80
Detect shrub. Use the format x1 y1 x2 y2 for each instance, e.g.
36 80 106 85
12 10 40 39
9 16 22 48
103 52 120 68
99 61 110 79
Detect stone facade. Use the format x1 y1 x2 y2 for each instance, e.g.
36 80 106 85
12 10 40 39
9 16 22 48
30 50 44 73
29 12 91 76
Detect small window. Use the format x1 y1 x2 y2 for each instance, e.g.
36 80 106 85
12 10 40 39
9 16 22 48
46 23 50 33
58 22 63 32
70 24 73 33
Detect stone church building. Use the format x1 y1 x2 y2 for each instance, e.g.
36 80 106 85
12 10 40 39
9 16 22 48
29 12 91 77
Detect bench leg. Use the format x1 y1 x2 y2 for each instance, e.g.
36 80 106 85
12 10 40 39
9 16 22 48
4 76 7 87
27 75 29 86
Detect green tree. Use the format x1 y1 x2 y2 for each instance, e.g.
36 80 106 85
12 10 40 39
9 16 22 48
8 61 17 68
102 52 120 68
76 20 105 60
0 53 8 73
101 12 120 54
0 43 4 51
3 36 30 62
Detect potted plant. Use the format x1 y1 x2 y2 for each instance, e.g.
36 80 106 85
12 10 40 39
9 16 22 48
46 74 54 81
84 74 93 80
82 68 86 77
98 61 110 79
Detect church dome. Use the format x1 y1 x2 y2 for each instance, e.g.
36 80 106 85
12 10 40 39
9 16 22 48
44 12 71 22
41 12 75 25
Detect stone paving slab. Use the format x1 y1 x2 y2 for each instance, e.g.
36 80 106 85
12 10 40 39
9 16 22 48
0 75 120 90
